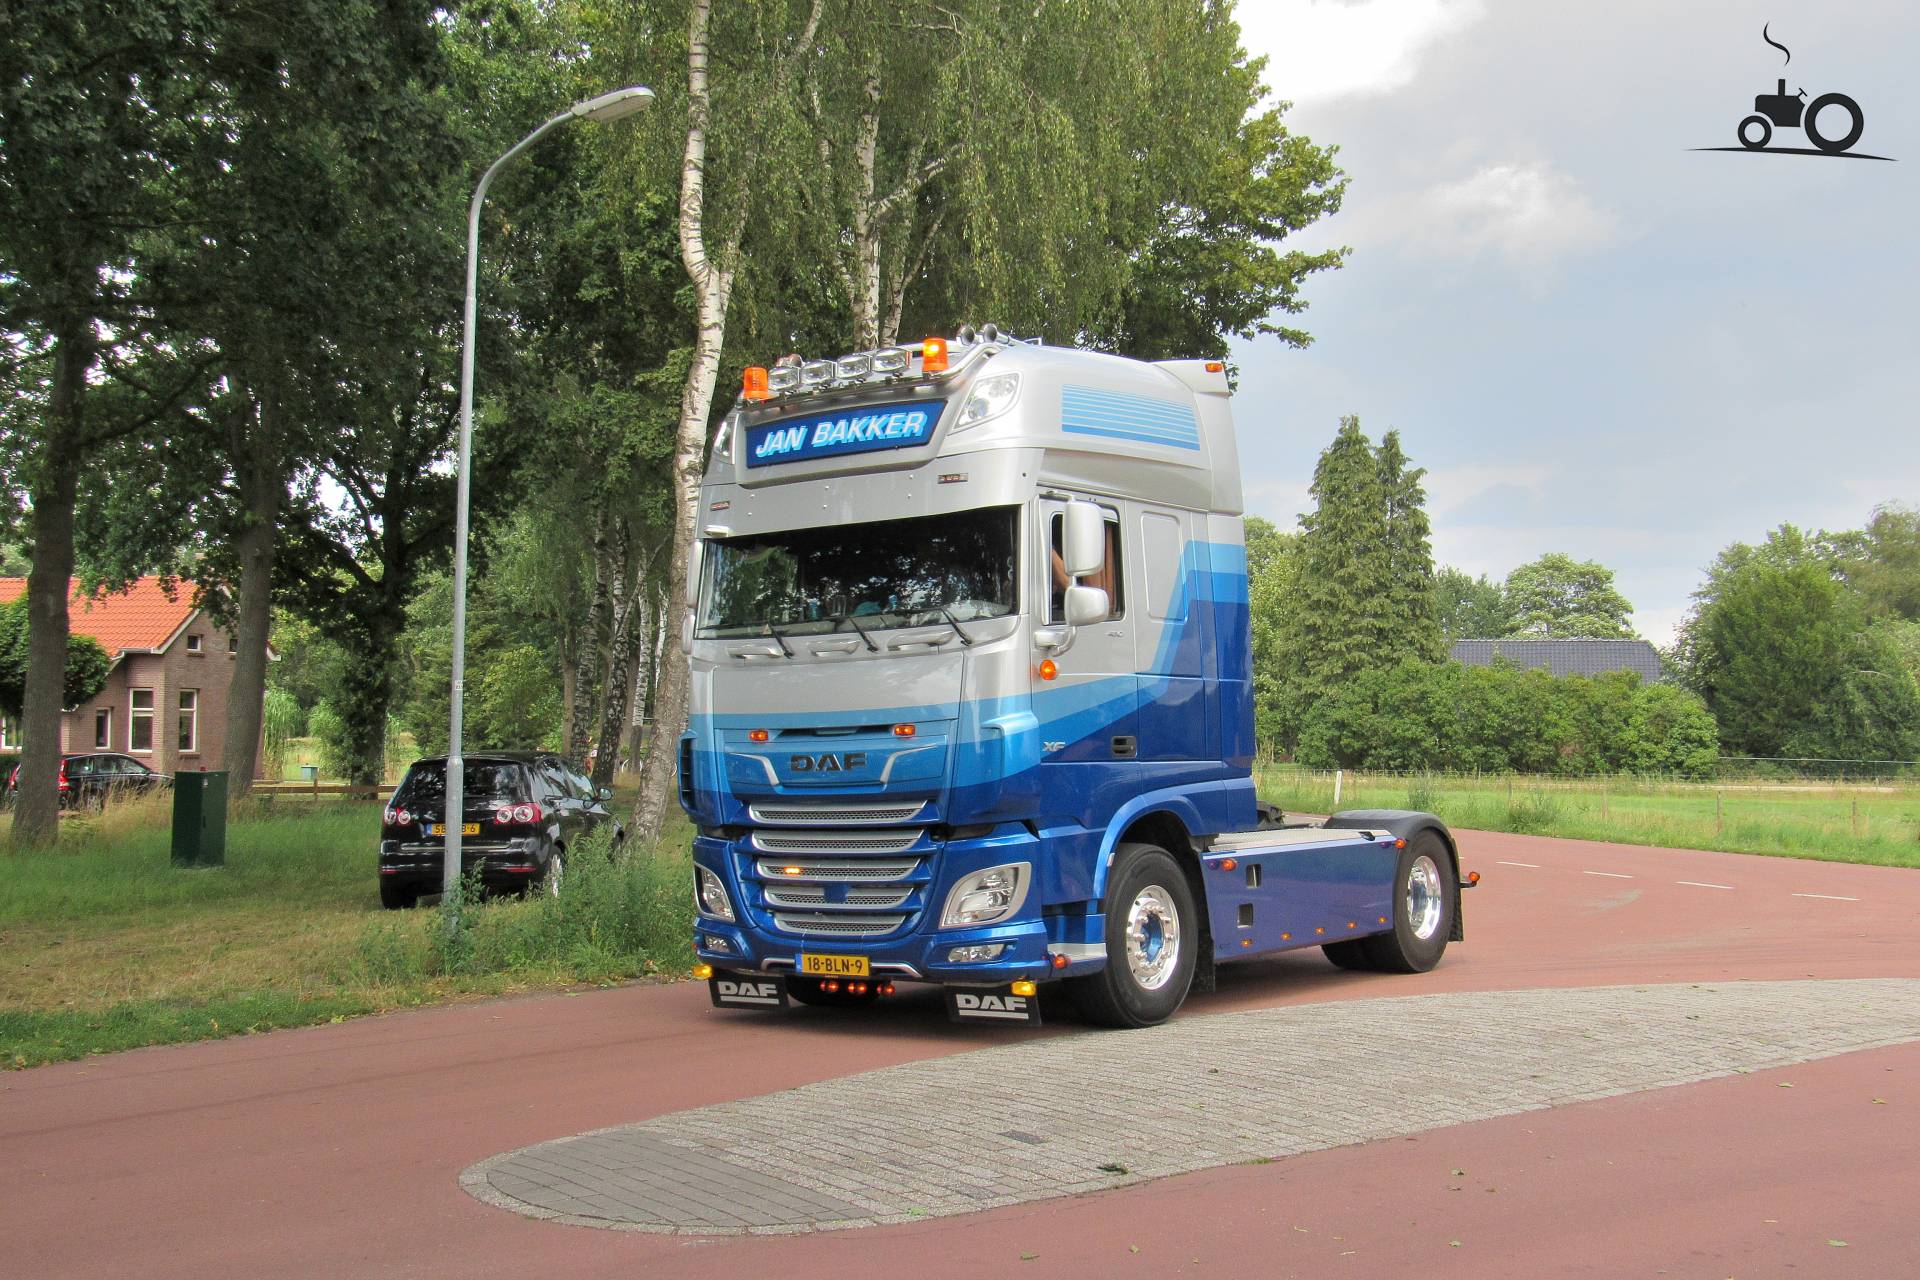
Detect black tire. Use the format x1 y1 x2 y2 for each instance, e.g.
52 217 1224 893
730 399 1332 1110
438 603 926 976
1067 843 1198 1028
1322 938 1374 970
1738 114 1771 150
784 975 881 1007
379 881 420 910
1358 830 1455 974
1804 92 1863 153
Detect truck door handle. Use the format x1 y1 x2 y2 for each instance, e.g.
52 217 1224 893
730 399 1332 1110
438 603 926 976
811 639 862 655
1111 735 1137 759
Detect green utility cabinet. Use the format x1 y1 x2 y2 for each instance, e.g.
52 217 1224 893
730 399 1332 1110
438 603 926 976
172 771 228 867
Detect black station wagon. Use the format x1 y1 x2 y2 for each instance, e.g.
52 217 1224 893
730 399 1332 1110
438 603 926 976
377 752 620 909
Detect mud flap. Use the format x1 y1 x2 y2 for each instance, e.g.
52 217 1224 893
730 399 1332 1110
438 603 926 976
707 971 788 1010
945 986 1043 1026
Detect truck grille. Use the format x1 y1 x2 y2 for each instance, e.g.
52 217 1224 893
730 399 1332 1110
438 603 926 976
771 912 909 937
749 801 928 826
763 884 915 910
751 829 919 855
754 856 918 882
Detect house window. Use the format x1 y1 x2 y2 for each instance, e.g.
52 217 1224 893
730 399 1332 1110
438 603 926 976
0 716 19 750
228 635 238 654
186 634 203 654
95 707 113 749
130 690 155 753
178 690 199 754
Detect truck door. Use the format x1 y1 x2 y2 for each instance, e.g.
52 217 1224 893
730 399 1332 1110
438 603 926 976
1135 507 1213 761
1036 498 1137 771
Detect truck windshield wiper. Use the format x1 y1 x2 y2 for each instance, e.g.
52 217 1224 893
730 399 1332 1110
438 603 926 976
831 611 880 652
935 606 975 647
763 621 795 658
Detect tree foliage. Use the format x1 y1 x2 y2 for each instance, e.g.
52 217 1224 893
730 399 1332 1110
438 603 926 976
1504 553 1635 638
0 597 109 720
1434 566 1512 641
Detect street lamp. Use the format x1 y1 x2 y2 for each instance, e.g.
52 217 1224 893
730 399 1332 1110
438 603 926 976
445 85 653 912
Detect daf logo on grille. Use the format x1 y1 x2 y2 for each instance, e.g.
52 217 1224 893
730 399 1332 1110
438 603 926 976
789 752 866 773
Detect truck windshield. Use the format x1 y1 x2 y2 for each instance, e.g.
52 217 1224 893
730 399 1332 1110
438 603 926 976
698 506 1018 638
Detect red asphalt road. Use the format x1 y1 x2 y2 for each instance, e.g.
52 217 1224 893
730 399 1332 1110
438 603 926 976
5 830 1919 1279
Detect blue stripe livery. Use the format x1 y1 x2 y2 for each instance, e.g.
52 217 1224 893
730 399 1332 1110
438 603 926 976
1061 385 1201 450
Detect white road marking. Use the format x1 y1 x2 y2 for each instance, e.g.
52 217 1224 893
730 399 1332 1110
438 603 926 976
1677 881 1735 890
1496 860 1539 868
1583 870 1634 879
1792 893 1860 902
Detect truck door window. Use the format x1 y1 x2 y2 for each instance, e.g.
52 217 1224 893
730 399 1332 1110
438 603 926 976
1048 511 1124 623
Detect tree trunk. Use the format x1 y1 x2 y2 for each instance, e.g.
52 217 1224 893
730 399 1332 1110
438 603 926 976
592 535 653 791
339 616 397 787
625 581 667 765
10 326 90 848
632 0 736 847
849 70 882 348
567 503 612 770
222 385 282 800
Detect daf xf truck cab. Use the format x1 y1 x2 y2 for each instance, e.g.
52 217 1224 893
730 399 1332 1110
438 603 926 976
683 328 1472 1027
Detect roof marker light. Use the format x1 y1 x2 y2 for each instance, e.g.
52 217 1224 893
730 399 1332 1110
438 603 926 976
749 729 769 743
742 366 770 401
1205 361 1225 373
893 724 916 737
921 337 949 373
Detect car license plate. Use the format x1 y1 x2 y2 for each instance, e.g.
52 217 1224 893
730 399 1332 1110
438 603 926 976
800 953 869 978
427 823 481 836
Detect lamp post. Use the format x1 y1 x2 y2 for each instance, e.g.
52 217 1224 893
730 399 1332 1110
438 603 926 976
445 86 653 913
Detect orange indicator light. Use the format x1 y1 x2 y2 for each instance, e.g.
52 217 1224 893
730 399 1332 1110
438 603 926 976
921 337 949 372
748 728 769 743
693 963 714 979
824 980 840 993
1347 922 1357 929
782 866 803 876
1205 361 1225 373
1379 916 1388 924
1281 933 1291 941
1220 858 1237 872
1051 953 1069 969
742 366 771 401
1038 659 1058 681
893 724 916 737
1468 870 1482 885
1241 938 1252 947
1395 838 1407 849
880 982 896 996
1314 927 1325 935
1011 980 1037 997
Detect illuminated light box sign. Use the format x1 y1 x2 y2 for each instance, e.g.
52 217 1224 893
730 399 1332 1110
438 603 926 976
745 400 945 468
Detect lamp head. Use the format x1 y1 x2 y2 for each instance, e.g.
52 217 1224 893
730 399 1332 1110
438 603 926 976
573 86 653 124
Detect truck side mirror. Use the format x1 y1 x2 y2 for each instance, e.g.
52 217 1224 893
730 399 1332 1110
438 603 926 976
1064 584 1108 627
1063 501 1105 578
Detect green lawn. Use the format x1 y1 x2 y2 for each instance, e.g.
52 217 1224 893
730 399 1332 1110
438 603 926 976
0 793 693 1069
1256 765 1920 869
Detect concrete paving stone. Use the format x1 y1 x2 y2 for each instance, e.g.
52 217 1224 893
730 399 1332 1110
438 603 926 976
462 978 1920 1236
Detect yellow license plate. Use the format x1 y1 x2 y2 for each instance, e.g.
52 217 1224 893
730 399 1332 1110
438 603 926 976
800 953 869 978
428 823 481 836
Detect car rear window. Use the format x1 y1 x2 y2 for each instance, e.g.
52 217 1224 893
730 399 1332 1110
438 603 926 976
396 761 528 806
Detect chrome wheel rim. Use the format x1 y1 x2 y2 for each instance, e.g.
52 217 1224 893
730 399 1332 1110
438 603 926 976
546 854 564 898
1406 854 1443 941
1124 884 1181 991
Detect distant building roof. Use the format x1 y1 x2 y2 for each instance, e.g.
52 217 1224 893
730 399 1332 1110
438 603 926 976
1450 638 1664 682
0 576 201 660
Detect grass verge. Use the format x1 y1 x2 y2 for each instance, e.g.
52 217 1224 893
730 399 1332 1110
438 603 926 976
1 794 693 1069
1258 765 1920 869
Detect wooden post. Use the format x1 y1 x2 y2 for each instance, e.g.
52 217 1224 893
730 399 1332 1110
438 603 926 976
1332 769 1343 809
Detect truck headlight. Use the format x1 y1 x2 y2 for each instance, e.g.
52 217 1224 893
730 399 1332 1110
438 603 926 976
941 862 1031 927
951 372 1020 433
695 865 735 922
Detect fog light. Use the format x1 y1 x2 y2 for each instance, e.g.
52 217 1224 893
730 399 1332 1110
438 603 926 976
948 943 1007 963
702 935 733 954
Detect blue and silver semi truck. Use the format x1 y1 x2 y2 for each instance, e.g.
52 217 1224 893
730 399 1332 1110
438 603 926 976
683 328 1473 1027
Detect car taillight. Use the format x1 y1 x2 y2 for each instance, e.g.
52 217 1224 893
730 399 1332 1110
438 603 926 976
493 802 540 824
385 806 412 826
58 762 69 791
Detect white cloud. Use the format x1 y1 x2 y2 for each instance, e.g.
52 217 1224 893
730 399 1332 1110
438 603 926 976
1237 0 1486 103
1422 462 1554 519
1391 162 1621 268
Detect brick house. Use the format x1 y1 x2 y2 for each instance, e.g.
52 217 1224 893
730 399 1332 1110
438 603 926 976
1450 638 1665 682
0 578 263 778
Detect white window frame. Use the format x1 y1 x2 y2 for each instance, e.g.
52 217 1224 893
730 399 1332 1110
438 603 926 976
186 633 203 654
177 689 199 755
0 716 20 750
130 689 155 754
95 706 113 750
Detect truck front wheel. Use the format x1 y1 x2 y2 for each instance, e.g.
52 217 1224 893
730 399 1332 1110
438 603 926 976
1069 843 1197 1028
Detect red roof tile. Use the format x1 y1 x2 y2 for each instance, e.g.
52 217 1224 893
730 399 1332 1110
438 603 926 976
0 577 201 659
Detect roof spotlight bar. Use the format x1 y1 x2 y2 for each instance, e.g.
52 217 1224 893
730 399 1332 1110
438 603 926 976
738 325 1034 405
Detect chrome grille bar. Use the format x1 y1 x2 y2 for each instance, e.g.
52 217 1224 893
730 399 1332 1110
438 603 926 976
751 829 920 856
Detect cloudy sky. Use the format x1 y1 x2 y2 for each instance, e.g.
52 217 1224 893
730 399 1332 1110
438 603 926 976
1227 0 1919 643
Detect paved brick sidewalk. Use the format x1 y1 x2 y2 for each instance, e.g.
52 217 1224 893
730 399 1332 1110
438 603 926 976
461 979 1920 1236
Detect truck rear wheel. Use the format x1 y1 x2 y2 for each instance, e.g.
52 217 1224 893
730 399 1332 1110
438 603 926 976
1068 843 1197 1028
1357 830 1454 973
